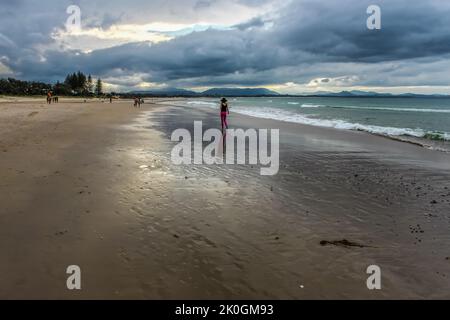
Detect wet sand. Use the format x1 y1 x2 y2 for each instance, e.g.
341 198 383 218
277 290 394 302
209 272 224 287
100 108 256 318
0 98 449 299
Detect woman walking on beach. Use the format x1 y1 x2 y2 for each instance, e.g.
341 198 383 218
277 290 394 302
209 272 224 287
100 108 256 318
220 98 229 132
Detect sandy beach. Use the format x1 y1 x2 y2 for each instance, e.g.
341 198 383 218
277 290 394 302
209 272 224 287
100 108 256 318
1 97 449 299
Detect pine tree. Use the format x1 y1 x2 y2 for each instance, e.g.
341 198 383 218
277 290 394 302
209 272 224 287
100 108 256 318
95 78 103 96
76 71 86 93
64 73 76 92
64 71 87 94
87 74 93 94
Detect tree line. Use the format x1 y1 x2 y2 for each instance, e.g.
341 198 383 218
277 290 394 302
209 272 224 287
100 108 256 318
0 71 104 96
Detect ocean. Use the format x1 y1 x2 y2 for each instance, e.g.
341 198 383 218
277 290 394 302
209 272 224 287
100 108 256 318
164 96 450 152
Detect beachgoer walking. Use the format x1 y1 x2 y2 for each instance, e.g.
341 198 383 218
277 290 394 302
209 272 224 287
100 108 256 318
47 91 52 104
220 98 229 131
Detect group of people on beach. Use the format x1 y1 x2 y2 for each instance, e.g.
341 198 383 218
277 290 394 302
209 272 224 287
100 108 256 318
46 91 58 104
44 92 230 132
133 97 144 108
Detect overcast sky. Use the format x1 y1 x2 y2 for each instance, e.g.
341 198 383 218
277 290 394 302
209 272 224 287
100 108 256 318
1 0 450 94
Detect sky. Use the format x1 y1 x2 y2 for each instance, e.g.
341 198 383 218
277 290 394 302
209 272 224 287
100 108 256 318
1 0 450 94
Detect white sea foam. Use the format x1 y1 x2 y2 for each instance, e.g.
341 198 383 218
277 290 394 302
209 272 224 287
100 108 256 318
183 100 450 142
325 105 450 113
288 103 450 113
300 104 322 108
187 101 217 107
230 106 450 141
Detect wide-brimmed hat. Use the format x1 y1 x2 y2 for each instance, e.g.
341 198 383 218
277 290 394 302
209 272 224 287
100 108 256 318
221 98 227 102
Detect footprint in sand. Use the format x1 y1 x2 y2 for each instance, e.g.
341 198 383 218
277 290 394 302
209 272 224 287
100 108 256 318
28 111 39 117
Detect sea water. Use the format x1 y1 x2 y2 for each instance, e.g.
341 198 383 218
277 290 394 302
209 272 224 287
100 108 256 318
168 96 450 152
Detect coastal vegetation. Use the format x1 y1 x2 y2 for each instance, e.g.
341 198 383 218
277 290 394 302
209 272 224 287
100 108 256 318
0 72 104 97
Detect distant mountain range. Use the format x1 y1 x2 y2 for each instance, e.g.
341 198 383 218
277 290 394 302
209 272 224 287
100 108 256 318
127 88 449 98
129 88 199 96
128 87 279 97
308 90 449 98
202 88 279 96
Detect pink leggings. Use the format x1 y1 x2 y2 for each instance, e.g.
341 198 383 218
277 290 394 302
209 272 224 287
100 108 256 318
221 112 228 129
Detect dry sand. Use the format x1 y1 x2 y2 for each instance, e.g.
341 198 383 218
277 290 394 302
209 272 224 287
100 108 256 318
0 97 449 299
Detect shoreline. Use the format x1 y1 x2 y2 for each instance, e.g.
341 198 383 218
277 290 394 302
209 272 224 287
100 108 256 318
155 99 450 171
156 98 450 153
3 95 449 151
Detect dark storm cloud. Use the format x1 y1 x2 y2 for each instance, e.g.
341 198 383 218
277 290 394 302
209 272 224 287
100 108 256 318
0 1 70 48
1 0 450 88
233 17 268 31
8 28 304 82
273 0 450 62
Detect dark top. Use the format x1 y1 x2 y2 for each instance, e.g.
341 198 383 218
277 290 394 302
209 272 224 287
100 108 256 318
221 102 228 113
